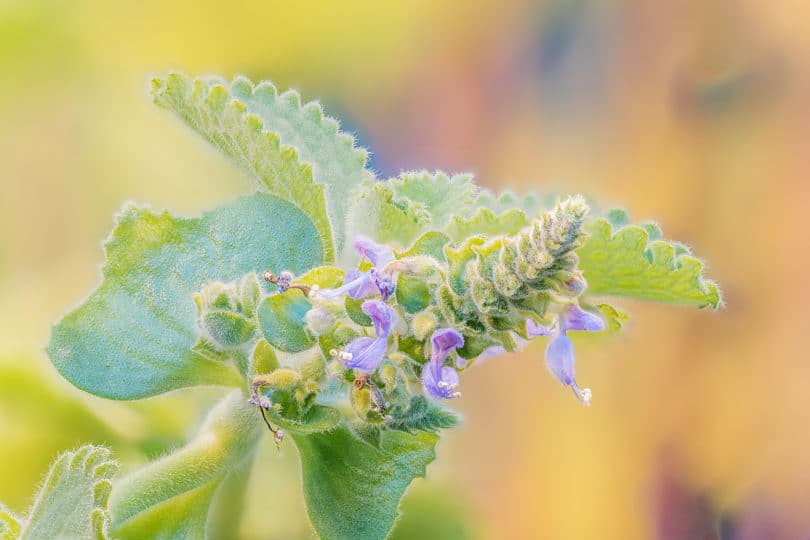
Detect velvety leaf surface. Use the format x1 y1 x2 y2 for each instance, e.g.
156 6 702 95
258 291 315 353
19 445 118 540
577 217 722 308
48 193 323 399
293 424 440 540
153 73 373 260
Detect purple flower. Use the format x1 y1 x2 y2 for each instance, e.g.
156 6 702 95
340 300 395 372
318 236 397 301
544 304 604 405
422 329 464 399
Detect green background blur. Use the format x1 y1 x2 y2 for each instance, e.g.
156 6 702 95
1 1 808 538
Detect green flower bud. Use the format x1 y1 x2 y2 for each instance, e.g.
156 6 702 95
262 368 301 390
411 312 437 342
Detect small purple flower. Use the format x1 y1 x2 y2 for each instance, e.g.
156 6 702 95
318 236 397 301
561 304 605 332
340 299 395 372
544 304 604 405
422 329 464 399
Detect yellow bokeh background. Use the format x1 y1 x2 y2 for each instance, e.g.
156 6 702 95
1 1 808 538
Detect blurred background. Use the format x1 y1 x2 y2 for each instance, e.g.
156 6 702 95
1 0 809 538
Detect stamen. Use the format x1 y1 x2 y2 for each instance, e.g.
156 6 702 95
451 391 462 398
571 380 592 406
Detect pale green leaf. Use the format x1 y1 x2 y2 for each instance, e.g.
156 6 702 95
594 303 629 331
152 73 374 260
445 207 528 241
346 180 430 248
474 188 549 217
0 505 21 539
389 171 477 230
48 193 324 400
397 231 451 262
108 391 262 540
19 445 118 540
347 172 476 251
577 217 722 308
258 291 315 353
293 424 440 540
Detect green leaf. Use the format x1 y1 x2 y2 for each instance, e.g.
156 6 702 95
294 265 346 289
258 290 315 353
48 193 324 400
445 207 528 241
346 180 430 248
292 424 440 540
264 403 341 434
577 217 722 308
108 391 262 539
347 173 476 251
345 296 373 326
474 188 549 217
385 396 460 434
152 73 374 260
389 171 477 229
202 311 256 348
0 505 21 539
595 303 629 331
396 275 432 314
397 231 451 262
17 445 118 540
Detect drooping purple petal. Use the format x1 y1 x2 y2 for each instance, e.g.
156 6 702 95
422 364 461 399
430 329 464 371
362 299 394 338
343 336 388 372
339 300 395 373
561 305 605 333
545 334 575 386
354 236 395 267
422 328 464 399
545 333 592 405
526 319 555 337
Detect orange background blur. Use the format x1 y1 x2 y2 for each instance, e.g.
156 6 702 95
1 1 809 538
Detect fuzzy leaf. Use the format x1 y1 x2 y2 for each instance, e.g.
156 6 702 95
397 231 451 262
474 188 549 216
292 424 440 540
263 403 341 434
17 445 118 540
346 180 429 248
108 391 262 540
389 171 477 229
445 207 528 241
48 193 323 400
347 172 476 251
577 217 721 308
153 73 373 260
385 396 460 434
258 290 315 353
0 506 21 540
